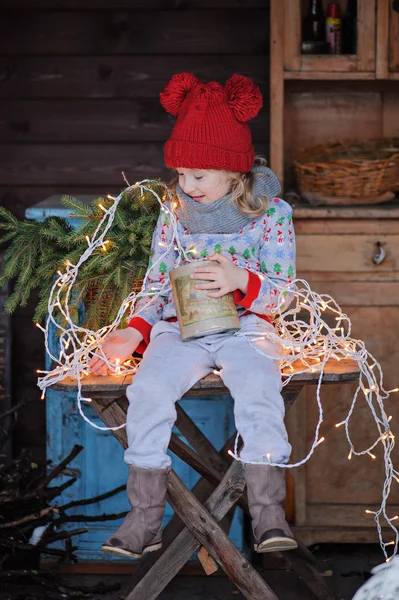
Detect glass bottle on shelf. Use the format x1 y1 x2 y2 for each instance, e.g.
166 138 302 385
301 0 329 55
342 0 357 54
326 2 342 54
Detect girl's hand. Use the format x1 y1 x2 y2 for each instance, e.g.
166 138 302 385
190 254 249 298
89 328 143 375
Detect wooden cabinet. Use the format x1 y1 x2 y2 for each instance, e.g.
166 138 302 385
281 0 399 81
286 206 399 545
283 0 376 78
270 1 399 544
270 0 399 186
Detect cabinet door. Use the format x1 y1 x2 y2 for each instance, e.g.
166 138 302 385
282 0 376 79
389 1 399 77
376 0 399 79
288 303 399 545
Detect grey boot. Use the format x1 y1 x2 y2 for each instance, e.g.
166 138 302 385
101 465 170 559
245 463 297 553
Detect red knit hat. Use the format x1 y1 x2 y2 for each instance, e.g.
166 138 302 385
160 72 263 173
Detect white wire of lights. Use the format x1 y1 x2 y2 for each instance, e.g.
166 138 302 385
36 179 399 561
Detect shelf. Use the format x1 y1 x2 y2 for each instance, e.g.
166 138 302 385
292 199 399 220
284 70 375 80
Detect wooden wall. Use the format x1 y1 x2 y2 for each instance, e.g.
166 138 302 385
0 0 271 463
0 254 11 459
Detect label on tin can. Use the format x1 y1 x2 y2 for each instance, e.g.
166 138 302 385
173 273 237 327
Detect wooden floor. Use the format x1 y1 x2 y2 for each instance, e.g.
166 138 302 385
0 544 384 600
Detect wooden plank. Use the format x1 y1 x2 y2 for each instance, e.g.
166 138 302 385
0 143 166 186
0 11 269 55
284 71 375 80
285 391 307 526
300 281 399 307
299 55 359 73
0 0 270 7
292 526 385 546
390 1 399 73
169 433 224 488
295 220 399 235
376 0 390 79
0 100 268 143
296 234 399 273
283 0 300 72
53 358 359 394
269 0 284 185
306 503 399 528
163 471 278 600
175 404 231 475
0 142 269 186
297 271 399 283
293 203 399 220
197 547 218 575
357 0 376 72
0 56 269 100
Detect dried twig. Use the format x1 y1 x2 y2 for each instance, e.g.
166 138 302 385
37 444 83 490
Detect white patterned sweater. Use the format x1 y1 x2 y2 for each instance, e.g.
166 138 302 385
128 197 296 353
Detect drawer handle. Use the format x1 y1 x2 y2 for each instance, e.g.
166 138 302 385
373 241 386 265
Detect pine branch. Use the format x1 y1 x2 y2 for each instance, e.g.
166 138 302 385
60 194 92 218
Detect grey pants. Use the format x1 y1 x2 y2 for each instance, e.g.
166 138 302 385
124 314 291 468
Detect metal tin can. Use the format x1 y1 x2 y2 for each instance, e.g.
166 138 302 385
170 261 240 341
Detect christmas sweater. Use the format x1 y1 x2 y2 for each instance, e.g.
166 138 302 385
128 197 296 353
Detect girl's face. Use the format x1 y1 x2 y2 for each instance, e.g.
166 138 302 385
177 168 231 204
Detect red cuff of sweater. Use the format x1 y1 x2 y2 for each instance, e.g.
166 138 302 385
233 270 262 309
127 316 152 355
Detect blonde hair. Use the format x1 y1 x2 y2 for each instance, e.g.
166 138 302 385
167 155 270 218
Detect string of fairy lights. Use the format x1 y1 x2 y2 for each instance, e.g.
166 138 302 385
36 179 399 561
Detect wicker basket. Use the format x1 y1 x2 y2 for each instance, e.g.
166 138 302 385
293 139 399 200
84 278 144 325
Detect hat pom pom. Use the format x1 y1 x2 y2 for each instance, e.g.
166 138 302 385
160 72 200 116
225 74 263 122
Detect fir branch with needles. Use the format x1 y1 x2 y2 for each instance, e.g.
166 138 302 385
0 183 162 330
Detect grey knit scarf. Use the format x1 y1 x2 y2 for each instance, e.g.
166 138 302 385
175 165 281 234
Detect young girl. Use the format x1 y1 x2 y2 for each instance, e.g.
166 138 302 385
89 72 297 557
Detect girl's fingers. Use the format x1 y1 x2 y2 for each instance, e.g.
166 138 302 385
191 272 219 281
208 253 228 263
207 288 228 298
89 356 103 371
195 282 220 290
192 269 219 278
